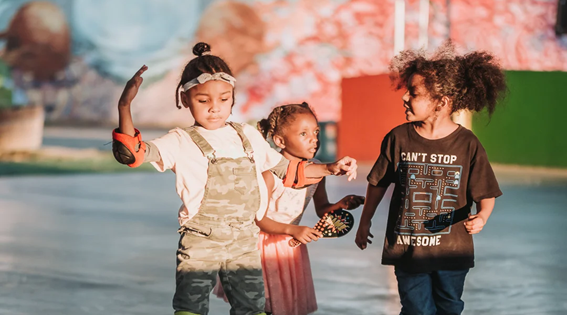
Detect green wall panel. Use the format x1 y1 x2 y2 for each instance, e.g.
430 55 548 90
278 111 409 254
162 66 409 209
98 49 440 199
472 71 567 168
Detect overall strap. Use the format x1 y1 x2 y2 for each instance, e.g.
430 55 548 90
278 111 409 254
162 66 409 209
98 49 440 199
184 127 217 162
227 122 255 161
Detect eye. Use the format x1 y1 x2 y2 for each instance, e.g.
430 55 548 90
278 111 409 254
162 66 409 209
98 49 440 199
197 99 208 103
299 132 306 136
314 129 320 135
221 98 229 102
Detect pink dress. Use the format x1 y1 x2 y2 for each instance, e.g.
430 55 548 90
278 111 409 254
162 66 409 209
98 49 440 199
214 172 319 315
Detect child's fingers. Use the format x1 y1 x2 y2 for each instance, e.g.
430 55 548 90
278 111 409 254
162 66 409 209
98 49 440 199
468 227 483 234
465 222 483 233
351 196 365 207
353 195 365 203
309 228 323 238
134 65 148 77
346 160 358 180
347 172 355 181
127 65 148 87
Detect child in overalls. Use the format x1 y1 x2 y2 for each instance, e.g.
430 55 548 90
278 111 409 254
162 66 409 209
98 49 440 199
111 42 358 315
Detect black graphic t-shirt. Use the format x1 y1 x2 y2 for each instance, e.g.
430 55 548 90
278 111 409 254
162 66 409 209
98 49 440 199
367 123 502 273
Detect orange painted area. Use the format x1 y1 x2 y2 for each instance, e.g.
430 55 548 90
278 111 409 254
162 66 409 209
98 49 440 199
338 74 407 163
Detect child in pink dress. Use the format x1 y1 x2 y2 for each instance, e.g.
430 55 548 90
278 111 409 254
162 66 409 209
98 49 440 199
214 102 364 315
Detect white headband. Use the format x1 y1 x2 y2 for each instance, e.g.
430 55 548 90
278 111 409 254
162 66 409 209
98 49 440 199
182 72 236 92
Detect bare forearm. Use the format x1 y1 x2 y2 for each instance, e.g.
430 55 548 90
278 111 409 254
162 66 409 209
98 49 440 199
256 217 294 235
360 184 388 224
315 202 342 218
304 163 331 178
118 105 136 137
475 197 495 223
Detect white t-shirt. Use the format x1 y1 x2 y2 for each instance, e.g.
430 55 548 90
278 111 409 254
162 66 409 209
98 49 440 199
266 161 319 226
149 122 285 226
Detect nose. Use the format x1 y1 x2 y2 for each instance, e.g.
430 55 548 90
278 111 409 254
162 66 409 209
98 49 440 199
309 134 318 143
209 100 220 113
402 90 409 102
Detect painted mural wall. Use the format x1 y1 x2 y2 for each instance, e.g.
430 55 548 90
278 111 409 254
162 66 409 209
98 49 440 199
0 0 566 128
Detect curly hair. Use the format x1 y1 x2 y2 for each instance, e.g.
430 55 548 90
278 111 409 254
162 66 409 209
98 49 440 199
257 102 317 140
389 41 507 115
175 42 235 109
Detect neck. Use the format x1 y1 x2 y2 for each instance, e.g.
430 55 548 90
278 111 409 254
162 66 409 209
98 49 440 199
413 115 459 140
280 150 305 161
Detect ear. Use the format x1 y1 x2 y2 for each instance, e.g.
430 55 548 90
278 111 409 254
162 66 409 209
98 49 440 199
439 96 450 110
273 135 285 149
180 91 191 109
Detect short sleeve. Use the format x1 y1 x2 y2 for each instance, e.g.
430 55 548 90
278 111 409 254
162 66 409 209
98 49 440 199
143 141 161 163
367 131 395 187
148 131 181 172
468 141 502 202
269 156 290 179
243 124 286 172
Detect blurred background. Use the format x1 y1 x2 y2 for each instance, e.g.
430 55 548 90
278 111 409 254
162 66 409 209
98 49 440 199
0 0 566 314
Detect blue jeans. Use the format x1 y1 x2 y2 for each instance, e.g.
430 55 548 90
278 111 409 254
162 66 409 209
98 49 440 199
394 268 469 315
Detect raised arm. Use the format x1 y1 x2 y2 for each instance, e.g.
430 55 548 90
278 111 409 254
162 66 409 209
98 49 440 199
112 65 149 167
118 65 147 136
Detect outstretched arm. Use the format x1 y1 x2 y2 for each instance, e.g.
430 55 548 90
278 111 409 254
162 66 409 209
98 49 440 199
278 156 358 189
355 184 388 250
304 156 358 182
312 178 365 218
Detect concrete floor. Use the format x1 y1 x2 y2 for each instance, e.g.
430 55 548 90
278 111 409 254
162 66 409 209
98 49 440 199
1 168 566 315
0 127 566 315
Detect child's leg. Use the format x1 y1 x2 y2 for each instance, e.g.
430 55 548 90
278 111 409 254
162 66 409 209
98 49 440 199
431 269 469 315
173 233 222 315
219 230 266 315
395 268 436 315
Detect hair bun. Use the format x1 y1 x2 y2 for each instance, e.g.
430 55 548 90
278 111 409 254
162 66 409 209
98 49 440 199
193 42 211 57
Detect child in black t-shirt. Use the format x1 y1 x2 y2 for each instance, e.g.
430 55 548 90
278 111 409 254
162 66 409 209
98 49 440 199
355 42 507 315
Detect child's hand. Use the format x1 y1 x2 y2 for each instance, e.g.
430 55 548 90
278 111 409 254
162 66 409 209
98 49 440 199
464 214 485 234
355 221 373 250
327 156 358 181
337 195 365 210
289 225 323 244
118 65 148 108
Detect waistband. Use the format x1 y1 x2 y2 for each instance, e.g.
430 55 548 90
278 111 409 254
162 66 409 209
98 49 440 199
179 217 255 231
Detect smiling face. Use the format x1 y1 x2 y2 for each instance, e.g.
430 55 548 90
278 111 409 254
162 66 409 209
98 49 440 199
402 74 438 122
181 80 234 130
274 112 320 160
